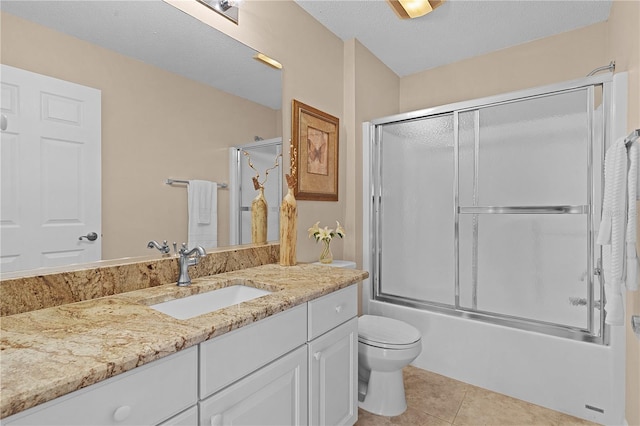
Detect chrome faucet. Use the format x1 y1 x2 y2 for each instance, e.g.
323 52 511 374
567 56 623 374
177 244 206 286
147 240 171 254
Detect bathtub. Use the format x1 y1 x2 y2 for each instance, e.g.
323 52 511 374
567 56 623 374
363 292 625 424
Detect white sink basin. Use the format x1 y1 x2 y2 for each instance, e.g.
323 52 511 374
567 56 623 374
150 285 272 320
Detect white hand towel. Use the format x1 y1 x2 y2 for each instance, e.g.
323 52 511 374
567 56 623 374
188 180 214 224
597 138 627 325
188 180 217 249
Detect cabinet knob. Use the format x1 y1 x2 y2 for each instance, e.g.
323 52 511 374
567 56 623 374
211 414 223 426
113 405 131 422
335 305 342 313
313 351 322 361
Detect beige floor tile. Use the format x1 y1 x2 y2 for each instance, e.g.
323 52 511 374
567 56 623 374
390 406 452 426
547 411 601 426
355 366 599 426
403 366 469 423
453 386 599 426
354 408 391 426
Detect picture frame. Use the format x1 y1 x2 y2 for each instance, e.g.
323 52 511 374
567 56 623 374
291 99 339 201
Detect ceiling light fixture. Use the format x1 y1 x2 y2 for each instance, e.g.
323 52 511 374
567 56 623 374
253 53 283 70
387 0 445 19
197 0 240 24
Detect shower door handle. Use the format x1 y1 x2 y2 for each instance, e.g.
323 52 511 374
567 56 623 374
595 258 603 283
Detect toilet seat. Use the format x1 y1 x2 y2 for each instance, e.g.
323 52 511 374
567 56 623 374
358 315 421 350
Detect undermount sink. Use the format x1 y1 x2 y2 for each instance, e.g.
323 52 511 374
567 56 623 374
149 285 272 320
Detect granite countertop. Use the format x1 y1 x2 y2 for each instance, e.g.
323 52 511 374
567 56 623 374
0 263 368 419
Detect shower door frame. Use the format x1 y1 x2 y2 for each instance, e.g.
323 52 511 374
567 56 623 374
368 74 612 344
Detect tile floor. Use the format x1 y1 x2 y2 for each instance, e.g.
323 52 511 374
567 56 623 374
354 366 599 426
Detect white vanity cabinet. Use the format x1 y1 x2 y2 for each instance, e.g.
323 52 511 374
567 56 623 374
3 283 360 426
307 286 358 426
3 346 198 426
198 285 358 426
199 304 307 398
199 345 308 426
198 304 308 426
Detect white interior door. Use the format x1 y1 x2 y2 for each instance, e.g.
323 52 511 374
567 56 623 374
1 65 101 273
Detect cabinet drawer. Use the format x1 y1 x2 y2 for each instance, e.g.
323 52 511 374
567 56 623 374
308 285 357 340
199 303 307 399
4 347 198 426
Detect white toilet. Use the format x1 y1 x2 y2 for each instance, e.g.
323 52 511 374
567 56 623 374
357 315 421 416
313 260 423 417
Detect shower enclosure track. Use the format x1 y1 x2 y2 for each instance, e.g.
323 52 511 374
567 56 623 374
459 205 589 214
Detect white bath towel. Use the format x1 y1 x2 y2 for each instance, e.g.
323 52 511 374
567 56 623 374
188 180 217 249
597 138 627 325
626 142 639 291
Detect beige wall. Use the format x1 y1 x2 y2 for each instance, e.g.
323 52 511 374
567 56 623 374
399 21 608 112
343 39 400 311
166 0 347 263
0 11 280 260
345 39 400 269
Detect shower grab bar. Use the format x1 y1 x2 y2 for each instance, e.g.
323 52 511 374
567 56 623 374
166 179 228 188
625 129 640 147
459 205 589 214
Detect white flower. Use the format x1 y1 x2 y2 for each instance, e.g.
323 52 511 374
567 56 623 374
308 221 346 243
318 227 333 242
308 221 321 240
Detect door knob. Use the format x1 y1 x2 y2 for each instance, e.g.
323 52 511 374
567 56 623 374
79 232 98 241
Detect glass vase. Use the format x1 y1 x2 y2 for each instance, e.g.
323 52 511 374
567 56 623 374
319 240 333 264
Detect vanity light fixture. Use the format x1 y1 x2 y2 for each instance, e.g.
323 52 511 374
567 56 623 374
253 53 282 70
197 0 240 24
387 0 445 19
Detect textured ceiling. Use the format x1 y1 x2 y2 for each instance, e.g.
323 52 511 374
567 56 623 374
295 0 613 77
0 0 282 110
2 1 613 110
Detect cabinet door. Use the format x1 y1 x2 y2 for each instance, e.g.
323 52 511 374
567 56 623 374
308 317 358 426
199 345 308 426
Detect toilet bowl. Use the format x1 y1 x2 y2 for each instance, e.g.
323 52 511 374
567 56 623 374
313 260 422 416
358 315 422 417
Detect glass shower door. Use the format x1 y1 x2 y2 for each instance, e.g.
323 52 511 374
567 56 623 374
376 114 455 306
456 88 601 331
229 138 282 245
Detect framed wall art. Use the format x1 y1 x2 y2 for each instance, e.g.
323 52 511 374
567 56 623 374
291 99 339 201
